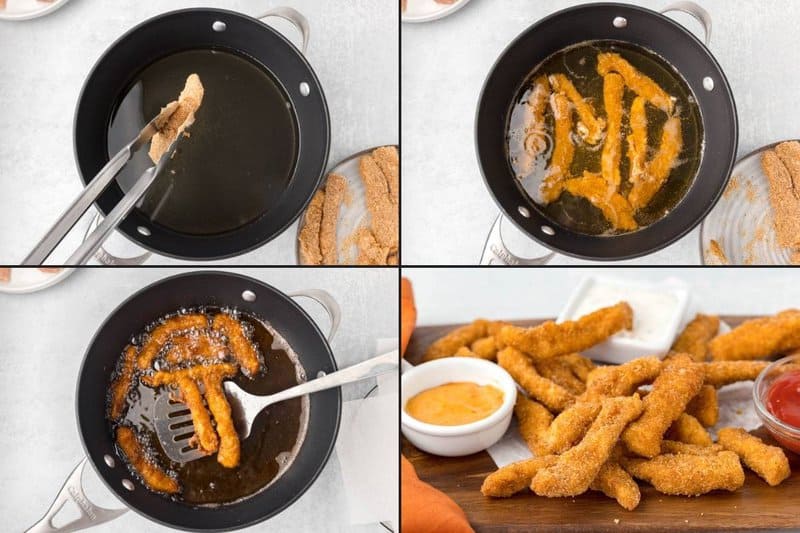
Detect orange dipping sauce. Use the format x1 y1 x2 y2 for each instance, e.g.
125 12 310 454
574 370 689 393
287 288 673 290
766 370 800 428
405 382 505 426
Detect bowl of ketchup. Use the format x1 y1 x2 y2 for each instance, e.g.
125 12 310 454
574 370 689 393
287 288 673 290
753 354 800 454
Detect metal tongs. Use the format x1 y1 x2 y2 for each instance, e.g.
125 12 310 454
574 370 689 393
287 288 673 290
23 103 184 266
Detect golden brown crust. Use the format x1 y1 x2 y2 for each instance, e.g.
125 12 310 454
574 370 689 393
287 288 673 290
423 320 490 361
212 313 260 376
671 314 720 362
717 428 790 486
666 413 712 446
685 384 719 427
498 347 575 412
708 310 800 361
203 375 240 468
515 393 553 456
564 172 638 231
590 461 641 511
597 53 674 114
628 116 683 210
177 376 218 454
164 331 228 366
116 426 179 494
600 73 624 190
622 451 744 496
549 73 605 144
481 456 558 498
109 345 139 421
702 360 770 386
137 314 208 370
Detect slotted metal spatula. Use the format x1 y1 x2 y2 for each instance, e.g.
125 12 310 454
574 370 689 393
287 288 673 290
154 349 398 463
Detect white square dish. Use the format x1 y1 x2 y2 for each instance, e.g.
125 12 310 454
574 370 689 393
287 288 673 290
557 276 690 364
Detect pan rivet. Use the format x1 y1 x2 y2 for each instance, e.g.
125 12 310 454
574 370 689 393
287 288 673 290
517 206 530 218
212 21 227 32
104 454 115 468
703 77 714 91
137 226 151 236
299 82 310 96
613 16 627 28
541 225 555 236
122 479 135 491
242 290 257 302
317 370 327 378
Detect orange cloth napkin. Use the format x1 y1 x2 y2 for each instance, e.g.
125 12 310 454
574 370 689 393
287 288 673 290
401 456 475 533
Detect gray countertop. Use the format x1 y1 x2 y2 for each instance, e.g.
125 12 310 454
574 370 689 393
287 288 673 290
0 267 398 532
0 0 398 265
401 0 797 265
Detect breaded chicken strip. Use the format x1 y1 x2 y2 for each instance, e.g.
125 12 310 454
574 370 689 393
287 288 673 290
149 74 204 163
671 314 720 362
622 354 704 457
708 310 800 361
515 393 554 456
560 353 596 382
470 336 499 361
628 116 683 210
164 331 228 366
717 428 790 486
702 360 770 387
481 455 558 498
320 173 348 265
137 314 209 370
661 440 723 456
600 73 625 189
549 73 606 144
597 53 674 114
564 172 638 230
516 76 551 177
498 347 575 412
212 313 260 376
423 319 490 361
540 92 575 203
685 385 719 427
177 375 219 454
530 395 643 497
667 413 712 446
298 190 325 265
141 362 240 386
535 357 586 395
499 302 633 360
626 96 649 191
590 461 641 511
622 451 744 496
109 345 139 421
116 426 179 494
203 375 240 468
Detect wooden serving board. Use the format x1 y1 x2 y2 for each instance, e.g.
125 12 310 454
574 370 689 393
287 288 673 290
402 317 800 532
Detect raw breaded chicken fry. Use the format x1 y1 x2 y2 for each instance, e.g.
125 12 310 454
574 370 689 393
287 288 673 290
667 413 712 446
622 354 704 457
702 361 769 387
708 310 800 361
590 461 641 511
515 394 553 456
717 427 790 486
499 302 633 360
622 451 744 496
481 456 558 498
498 347 575 412
671 314 720 362
685 384 719 427
530 395 643 497
423 319 490 360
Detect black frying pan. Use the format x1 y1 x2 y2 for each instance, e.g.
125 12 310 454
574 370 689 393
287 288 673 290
476 2 738 261
29 272 340 532
74 8 330 260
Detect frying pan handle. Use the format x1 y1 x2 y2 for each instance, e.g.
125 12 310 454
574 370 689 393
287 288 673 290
82 213 151 266
288 289 341 341
258 7 310 55
480 214 555 265
661 2 712 46
25 458 127 533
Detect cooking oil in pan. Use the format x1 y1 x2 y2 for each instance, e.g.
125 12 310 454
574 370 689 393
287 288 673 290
506 40 703 235
108 49 298 236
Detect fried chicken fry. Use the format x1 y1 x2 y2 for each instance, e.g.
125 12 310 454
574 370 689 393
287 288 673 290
622 354 704 458
137 314 209 370
601 73 624 190
530 395 643 497
516 76 551 177
627 96 649 190
549 73 606 144
560 353 596 382
116 426 179 494
454 346 478 357
590 461 641 511
667 413 712 446
515 394 554 456
164 331 228 366
141 363 240 386
423 319 490 361
470 336 499 361
177 376 218 454
109 345 138 421
481 455 558 498
661 440 723 456
686 385 719 427
541 92 574 203
564 172 638 230
671 314 720 362
702 361 770 387
497 347 575 412
597 53 674 114
628 116 683 209
535 357 586 395
717 428 791 486
203 375 240 468
622 451 744 496
708 310 800 361
499 302 633 360
541 399 600 455
212 313 260 376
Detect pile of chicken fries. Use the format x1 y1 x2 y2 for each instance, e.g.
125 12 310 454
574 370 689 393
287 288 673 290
422 304 795 510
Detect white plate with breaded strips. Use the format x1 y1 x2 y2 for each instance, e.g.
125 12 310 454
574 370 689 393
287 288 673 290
701 140 800 265
297 145 399 265
0 0 69 21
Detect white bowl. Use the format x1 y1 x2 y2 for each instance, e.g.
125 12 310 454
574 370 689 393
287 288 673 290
557 276 690 364
401 357 516 457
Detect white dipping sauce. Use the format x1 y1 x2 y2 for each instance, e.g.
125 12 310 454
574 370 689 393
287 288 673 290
569 282 679 344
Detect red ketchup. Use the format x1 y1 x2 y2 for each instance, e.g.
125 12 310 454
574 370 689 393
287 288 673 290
766 370 800 453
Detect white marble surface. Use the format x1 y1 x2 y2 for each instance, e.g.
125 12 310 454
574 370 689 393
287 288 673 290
0 0 398 265
0 267 398 532
405 267 800 325
401 0 800 265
